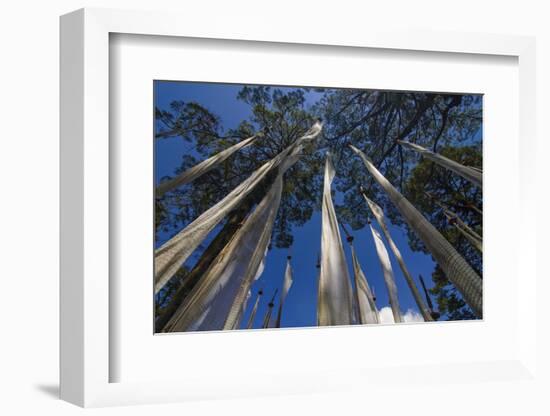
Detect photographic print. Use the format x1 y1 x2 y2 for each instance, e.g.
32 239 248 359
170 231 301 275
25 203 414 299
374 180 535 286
154 81 482 333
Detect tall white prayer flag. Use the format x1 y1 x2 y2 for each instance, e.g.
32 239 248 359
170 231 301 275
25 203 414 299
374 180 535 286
246 290 263 329
363 195 431 321
163 175 284 332
156 133 261 197
350 145 482 317
223 138 319 330
351 246 379 324
425 192 482 253
242 290 252 318
454 223 483 253
442 208 483 253
281 260 293 303
154 121 322 294
275 258 294 327
370 224 403 323
317 153 354 326
398 140 482 187
163 123 323 331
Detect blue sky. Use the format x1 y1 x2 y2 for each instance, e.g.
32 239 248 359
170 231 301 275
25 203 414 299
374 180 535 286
154 81 442 329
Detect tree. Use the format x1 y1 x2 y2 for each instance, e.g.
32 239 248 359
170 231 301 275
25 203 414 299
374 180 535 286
316 90 481 231
317 90 482 319
154 86 323 328
154 85 483 326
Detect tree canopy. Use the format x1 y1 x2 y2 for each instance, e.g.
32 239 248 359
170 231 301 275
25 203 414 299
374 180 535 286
154 84 482 322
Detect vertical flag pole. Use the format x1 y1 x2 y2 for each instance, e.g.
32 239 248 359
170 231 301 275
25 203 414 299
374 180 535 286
246 288 264 329
419 274 440 320
261 289 278 329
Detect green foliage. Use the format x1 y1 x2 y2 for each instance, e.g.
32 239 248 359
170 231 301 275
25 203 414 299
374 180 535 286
155 86 483 320
314 90 482 320
318 90 481 232
155 266 189 313
430 266 477 320
156 86 323 249
156 101 221 148
403 146 482 319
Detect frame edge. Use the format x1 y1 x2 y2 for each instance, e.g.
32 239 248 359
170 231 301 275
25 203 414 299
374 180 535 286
59 6 539 407
60 8 85 407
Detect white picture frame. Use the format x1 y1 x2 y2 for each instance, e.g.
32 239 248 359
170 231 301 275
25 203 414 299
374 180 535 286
60 7 538 408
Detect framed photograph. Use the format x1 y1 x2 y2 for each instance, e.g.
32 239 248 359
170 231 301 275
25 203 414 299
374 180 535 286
152 80 482 334
60 8 538 408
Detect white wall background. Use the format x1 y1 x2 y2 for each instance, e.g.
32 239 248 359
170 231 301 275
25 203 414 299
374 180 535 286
0 1 548 414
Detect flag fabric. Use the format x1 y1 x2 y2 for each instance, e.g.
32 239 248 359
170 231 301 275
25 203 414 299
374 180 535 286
350 145 483 317
246 290 263 329
316 268 322 326
162 175 284 332
317 153 354 326
162 122 322 332
363 195 431 321
154 122 322 294
370 224 403 323
454 223 483 253
398 140 482 187
242 290 252 321
443 209 483 253
351 246 379 324
426 192 482 253
223 247 270 331
261 307 274 329
275 259 294 328
155 133 261 197
222 142 317 330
